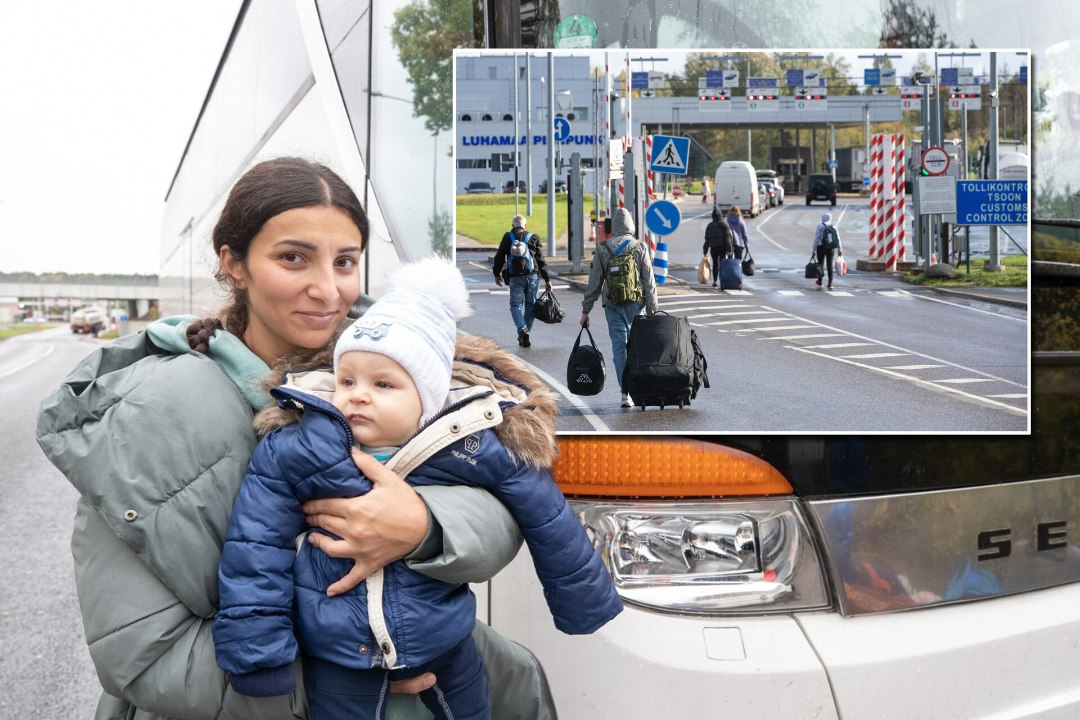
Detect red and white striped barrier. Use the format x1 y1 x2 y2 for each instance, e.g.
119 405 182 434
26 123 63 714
868 133 906 271
645 135 655 201
867 134 884 258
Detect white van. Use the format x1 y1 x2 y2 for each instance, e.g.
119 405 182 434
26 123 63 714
714 160 762 217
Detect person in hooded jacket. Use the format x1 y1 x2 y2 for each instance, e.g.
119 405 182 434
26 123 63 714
702 207 734 288
214 257 621 719
36 157 561 720
579 207 658 408
726 205 750 259
812 212 845 290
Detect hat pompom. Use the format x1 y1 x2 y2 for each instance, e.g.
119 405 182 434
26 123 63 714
386 256 473 321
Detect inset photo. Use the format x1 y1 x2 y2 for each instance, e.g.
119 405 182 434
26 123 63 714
453 49 1030 433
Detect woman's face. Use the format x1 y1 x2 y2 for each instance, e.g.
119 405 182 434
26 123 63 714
221 205 363 365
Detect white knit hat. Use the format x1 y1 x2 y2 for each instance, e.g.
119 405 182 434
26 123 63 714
334 256 472 424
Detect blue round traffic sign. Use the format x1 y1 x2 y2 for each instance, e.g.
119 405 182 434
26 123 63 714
553 117 571 143
644 200 681 236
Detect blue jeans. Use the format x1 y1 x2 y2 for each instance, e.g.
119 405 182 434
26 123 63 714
303 634 490 720
508 273 539 334
604 300 646 390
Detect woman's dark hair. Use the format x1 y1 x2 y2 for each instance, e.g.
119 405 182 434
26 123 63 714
189 157 368 349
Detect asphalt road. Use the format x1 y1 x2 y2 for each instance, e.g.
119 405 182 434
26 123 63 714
0 327 103 717
458 196 1029 432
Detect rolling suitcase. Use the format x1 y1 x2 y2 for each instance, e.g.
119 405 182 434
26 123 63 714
622 312 709 410
719 257 743 290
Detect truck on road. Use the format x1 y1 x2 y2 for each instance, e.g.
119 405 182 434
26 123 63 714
70 307 104 335
831 146 867 192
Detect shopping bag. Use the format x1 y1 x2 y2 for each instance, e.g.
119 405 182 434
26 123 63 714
741 251 755 277
840 257 848 275
533 288 565 324
697 255 711 284
567 327 606 396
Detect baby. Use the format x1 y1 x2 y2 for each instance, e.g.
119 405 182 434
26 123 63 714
214 257 621 719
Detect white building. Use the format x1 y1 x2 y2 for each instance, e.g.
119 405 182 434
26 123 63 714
455 54 625 194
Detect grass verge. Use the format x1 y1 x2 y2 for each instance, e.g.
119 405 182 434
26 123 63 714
0 324 52 340
902 254 1028 288
456 194 594 245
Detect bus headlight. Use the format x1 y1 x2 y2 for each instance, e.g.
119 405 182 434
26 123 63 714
573 499 830 614
553 437 832 614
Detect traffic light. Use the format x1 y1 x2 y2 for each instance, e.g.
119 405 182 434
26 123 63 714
794 87 825 103
746 94 777 102
699 90 731 111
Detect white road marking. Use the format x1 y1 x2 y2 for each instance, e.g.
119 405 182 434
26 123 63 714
511 359 609 432
803 342 877 349
885 364 946 370
841 352 910 359
0 343 55 381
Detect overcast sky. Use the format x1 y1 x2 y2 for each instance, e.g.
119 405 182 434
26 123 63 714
0 2 242 275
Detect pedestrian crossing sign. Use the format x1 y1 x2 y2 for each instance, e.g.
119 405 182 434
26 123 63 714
649 134 690 175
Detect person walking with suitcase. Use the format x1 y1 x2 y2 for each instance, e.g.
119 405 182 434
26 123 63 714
812 212 844 290
493 214 552 347
726 205 750 260
702 207 733 288
580 207 658 408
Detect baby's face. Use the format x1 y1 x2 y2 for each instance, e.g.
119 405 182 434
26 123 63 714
332 351 423 448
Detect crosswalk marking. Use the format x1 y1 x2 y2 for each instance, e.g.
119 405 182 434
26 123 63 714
802 342 876 349
885 364 946 370
767 333 847 340
706 317 791 326
841 352 910 359
688 310 778 319
744 325 819 332
655 286 1027 415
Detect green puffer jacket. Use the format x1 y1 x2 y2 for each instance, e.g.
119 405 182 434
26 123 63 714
37 317 554 720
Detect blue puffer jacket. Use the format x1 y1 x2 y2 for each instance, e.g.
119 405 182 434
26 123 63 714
213 338 622 696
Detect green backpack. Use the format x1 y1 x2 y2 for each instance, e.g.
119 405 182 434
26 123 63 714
604 238 643 305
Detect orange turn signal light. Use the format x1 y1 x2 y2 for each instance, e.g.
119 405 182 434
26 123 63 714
552 437 793 498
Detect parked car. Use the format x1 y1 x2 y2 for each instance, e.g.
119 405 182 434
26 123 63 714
503 179 527 193
760 177 784 205
806 172 837 206
538 178 567 193
464 181 495 194
759 181 776 208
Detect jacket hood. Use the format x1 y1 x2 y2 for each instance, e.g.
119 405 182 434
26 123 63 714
821 213 833 224
255 334 559 469
612 207 635 237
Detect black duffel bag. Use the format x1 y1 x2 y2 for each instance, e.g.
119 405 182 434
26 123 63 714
567 326 606 396
804 253 824 279
741 250 755 277
533 288 565 324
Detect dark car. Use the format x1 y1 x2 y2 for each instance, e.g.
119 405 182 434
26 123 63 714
503 180 527 193
806 173 836 206
539 178 567 193
464 181 495 194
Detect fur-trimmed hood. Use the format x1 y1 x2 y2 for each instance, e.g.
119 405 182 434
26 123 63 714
254 333 559 469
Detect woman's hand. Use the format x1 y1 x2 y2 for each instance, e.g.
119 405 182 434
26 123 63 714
302 448 429 596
